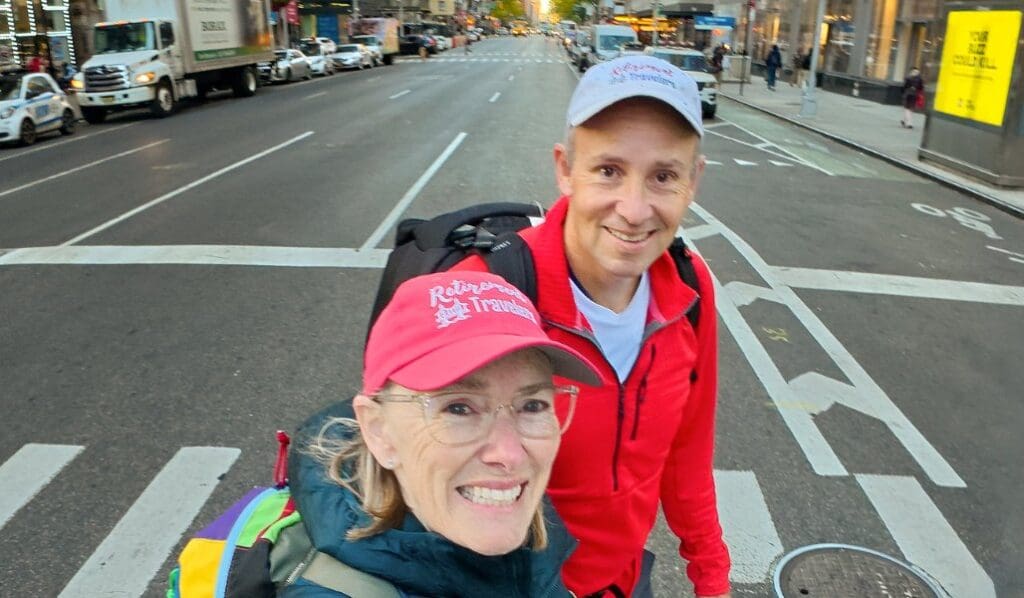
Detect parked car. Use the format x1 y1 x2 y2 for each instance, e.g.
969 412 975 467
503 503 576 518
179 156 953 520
300 38 336 76
496 27 509 36
258 49 312 84
466 30 480 42
580 24 638 72
331 44 374 70
350 35 384 66
647 47 718 118
432 35 451 51
399 34 437 55
0 71 77 146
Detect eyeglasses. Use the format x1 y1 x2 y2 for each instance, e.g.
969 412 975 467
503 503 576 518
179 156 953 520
373 385 579 446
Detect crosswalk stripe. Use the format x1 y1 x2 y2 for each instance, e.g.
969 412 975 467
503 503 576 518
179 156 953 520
58 447 241 598
715 470 784 584
857 474 996 598
0 444 84 531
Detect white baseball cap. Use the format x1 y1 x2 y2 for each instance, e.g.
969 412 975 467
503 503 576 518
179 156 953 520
566 55 704 137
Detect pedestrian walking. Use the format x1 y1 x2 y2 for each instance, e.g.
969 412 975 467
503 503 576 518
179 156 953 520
465 31 472 54
765 44 782 90
790 48 803 86
798 50 811 88
418 35 430 61
901 67 925 129
710 44 725 86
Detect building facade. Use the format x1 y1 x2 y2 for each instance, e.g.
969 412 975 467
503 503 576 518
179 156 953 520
715 0 941 83
0 0 79 68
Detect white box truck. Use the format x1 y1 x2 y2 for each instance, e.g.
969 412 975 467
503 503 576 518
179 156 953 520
72 0 273 122
350 18 400 66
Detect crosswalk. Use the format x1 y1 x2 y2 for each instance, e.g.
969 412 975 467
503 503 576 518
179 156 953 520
395 54 567 65
0 442 995 596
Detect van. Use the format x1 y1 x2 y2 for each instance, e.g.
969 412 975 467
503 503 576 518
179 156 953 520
580 24 638 72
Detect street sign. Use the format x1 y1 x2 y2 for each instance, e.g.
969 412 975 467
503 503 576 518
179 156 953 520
695 16 736 30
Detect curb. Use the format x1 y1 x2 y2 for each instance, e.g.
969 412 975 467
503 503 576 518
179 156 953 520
719 92 1024 220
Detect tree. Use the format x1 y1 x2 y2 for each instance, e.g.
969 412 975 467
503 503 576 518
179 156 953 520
490 0 524 20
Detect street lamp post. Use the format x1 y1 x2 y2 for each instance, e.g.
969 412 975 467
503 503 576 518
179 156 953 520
799 0 825 116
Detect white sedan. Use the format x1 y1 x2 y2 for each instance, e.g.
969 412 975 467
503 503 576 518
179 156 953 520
0 71 77 146
331 44 373 70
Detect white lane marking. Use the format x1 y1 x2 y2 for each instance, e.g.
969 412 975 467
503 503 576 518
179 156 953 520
303 91 328 100
0 122 139 164
61 131 314 246
710 263 848 476
0 245 391 268
58 447 240 598
508 75 514 81
0 139 169 200
489 92 501 103
706 125 834 176
734 159 758 166
703 122 729 129
715 470 784 584
705 160 724 166
690 204 965 488
987 245 1024 265
0 444 84 531
361 132 467 250
858 475 996 598
682 223 719 241
389 89 411 99
773 267 1024 306
769 160 793 167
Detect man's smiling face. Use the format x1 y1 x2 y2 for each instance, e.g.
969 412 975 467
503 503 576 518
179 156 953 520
555 98 704 298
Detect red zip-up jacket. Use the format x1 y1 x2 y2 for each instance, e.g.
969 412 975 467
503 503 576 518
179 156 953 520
455 197 731 596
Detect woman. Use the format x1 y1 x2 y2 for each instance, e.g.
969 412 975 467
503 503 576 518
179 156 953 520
902 67 925 129
282 271 601 597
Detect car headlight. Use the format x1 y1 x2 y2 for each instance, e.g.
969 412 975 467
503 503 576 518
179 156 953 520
71 73 84 90
0 106 15 119
134 72 156 84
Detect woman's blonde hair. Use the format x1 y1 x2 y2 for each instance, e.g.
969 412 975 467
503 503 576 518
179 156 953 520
306 409 549 550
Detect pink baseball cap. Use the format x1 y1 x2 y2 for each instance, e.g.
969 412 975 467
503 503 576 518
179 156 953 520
363 271 601 394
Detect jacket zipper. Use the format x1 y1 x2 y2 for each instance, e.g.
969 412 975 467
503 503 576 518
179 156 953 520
545 307 687 493
284 546 320 586
630 345 656 441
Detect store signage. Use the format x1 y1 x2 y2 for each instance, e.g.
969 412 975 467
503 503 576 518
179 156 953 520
695 16 736 29
934 9 1022 127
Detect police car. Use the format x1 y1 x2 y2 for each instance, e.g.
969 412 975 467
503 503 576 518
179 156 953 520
0 70 77 146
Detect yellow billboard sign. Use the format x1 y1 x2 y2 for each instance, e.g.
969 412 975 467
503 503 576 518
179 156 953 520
934 10 1022 127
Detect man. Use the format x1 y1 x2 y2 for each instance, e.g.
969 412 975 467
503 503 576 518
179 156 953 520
454 55 731 597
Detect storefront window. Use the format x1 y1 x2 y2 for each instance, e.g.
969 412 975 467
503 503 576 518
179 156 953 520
864 0 899 78
15 0 32 33
1 12 11 35
43 8 66 32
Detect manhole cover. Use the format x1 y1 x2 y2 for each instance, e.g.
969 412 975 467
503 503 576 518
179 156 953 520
774 544 945 598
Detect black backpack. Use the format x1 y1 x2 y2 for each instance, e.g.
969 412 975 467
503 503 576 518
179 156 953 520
367 202 701 338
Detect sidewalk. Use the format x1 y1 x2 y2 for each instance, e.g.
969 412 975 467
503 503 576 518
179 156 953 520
718 75 1024 218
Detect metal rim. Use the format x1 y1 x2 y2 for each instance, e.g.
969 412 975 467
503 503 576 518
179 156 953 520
772 543 948 597
244 68 256 92
157 85 173 112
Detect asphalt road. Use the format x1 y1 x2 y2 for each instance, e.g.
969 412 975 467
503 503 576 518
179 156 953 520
1 36 1022 598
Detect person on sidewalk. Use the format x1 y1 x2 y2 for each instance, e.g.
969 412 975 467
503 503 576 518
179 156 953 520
711 44 725 86
419 35 430 61
901 67 924 129
765 45 782 91
790 49 804 87
799 51 811 88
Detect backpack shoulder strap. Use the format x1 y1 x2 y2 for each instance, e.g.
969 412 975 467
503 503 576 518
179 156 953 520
274 524 401 598
302 552 402 598
668 237 701 331
481 231 538 306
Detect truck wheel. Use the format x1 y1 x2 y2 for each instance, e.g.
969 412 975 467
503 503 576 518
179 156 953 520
19 119 36 146
383 55 393 66
150 81 174 117
59 109 77 135
233 67 257 97
82 107 106 124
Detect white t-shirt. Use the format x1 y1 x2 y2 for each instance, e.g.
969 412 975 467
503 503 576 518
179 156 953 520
570 271 651 383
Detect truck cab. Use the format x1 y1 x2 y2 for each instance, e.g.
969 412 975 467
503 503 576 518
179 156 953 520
74 19 185 122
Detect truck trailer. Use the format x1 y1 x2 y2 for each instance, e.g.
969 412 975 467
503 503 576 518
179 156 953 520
72 0 273 122
350 18 400 66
